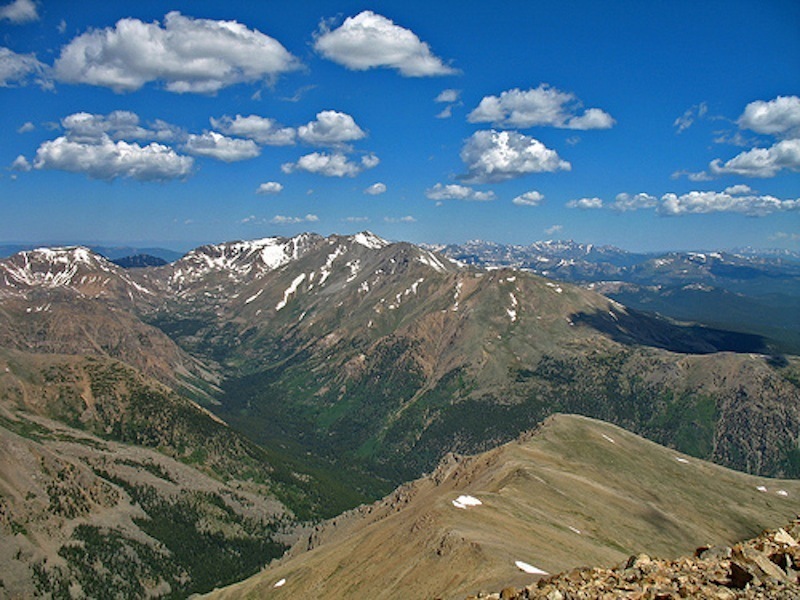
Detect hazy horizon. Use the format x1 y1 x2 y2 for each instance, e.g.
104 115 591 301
2 231 799 258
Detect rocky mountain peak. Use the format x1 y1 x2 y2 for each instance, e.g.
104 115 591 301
169 232 324 283
2 245 108 283
0 245 152 300
154 232 461 307
351 230 390 250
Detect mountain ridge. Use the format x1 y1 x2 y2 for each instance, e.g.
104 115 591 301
204 414 800 600
2 233 798 483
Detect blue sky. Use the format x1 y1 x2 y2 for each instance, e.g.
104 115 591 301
1 0 798 252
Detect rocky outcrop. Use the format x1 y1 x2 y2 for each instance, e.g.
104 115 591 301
470 518 800 599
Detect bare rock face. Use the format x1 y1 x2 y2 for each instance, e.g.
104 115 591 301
470 519 800 599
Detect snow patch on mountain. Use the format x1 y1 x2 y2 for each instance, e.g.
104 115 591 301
515 560 548 575
276 273 307 311
319 245 347 284
546 282 563 293
0 246 153 297
452 495 482 509
244 289 264 304
417 250 447 273
170 234 319 287
346 260 361 282
388 278 425 310
451 280 463 311
507 291 519 322
352 231 389 250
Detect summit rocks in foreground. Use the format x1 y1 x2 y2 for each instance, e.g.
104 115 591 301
475 519 800 600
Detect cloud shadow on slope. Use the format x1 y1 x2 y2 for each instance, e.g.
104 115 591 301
570 307 769 354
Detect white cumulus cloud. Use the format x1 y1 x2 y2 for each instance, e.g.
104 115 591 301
184 131 260 162
610 192 659 212
0 46 46 87
62 111 139 142
59 111 184 143
512 190 545 206
544 224 563 235
54 11 301 93
584 186 798 217
281 152 378 177
0 0 38 23
271 214 319 224
33 135 194 181
705 138 800 178
659 190 799 216
566 108 616 130
436 106 454 119
460 130 570 183
426 183 496 201
435 88 462 119
256 181 283 195
297 110 366 146
360 153 380 169
468 85 615 130
211 114 296 146
435 89 461 103
679 96 800 180
674 102 708 134
10 154 31 171
566 197 604 210
314 10 456 77
724 184 753 195
364 182 387 195
738 95 800 138
17 121 35 133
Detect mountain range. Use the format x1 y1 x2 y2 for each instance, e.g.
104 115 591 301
0 232 798 597
431 240 800 354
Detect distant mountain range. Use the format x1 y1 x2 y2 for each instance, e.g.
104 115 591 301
0 233 798 597
110 254 168 268
430 240 800 354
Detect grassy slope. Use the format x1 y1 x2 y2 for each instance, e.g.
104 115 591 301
207 414 800 600
0 409 290 598
0 348 370 520
0 348 379 597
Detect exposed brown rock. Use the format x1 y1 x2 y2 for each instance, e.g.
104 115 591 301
472 518 800 599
